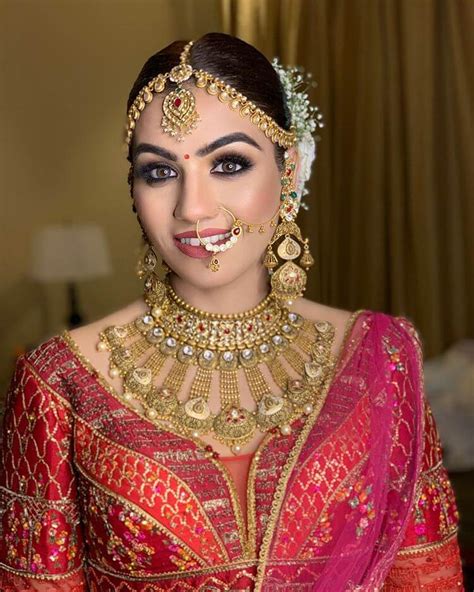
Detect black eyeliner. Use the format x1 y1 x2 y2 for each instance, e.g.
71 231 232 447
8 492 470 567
137 152 254 185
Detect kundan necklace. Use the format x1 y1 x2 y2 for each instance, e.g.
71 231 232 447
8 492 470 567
96 278 336 455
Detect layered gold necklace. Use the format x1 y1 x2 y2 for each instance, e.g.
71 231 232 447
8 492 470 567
96 278 336 455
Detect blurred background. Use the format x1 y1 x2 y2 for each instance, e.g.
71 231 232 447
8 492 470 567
1 0 472 586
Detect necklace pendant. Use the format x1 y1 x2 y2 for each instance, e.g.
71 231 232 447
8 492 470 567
208 256 220 272
304 361 325 385
184 397 212 420
145 386 179 418
173 397 214 434
256 395 293 431
286 378 313 407
124 367 153 397
213 407 256 444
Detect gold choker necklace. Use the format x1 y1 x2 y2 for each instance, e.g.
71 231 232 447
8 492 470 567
96 280 336 455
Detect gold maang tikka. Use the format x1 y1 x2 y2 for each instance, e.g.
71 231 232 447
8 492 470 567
125 40 297 148
264 151 315 306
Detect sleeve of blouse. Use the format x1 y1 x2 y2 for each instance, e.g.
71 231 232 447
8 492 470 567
0 354 87 591
382 318 464 592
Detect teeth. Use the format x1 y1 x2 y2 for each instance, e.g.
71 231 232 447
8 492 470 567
179 232 231 246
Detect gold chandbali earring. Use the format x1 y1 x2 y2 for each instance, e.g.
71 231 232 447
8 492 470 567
136 243 157 280
264 151 315 306
135 242 168 308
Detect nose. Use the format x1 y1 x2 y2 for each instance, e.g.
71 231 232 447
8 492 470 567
173 169 219 224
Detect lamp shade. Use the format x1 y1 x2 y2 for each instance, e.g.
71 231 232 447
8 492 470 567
30 224 112 282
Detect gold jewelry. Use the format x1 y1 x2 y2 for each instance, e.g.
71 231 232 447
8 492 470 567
196 206 243 272
136 244 158 279
265 152 315 306
125 41 296 148
97 277 336 456
195 205 280 273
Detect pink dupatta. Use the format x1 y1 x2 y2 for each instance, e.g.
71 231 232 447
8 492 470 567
257 311 425 590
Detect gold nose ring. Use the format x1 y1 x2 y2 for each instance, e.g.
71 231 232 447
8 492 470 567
195 206 243 272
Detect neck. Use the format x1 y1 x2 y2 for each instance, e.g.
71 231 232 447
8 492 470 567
168 264 271 314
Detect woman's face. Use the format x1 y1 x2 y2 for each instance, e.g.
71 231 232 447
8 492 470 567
131 85 293 290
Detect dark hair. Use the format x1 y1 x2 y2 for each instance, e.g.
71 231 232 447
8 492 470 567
126 32 291 174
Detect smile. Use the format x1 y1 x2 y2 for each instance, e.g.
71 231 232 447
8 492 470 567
173 227 234 259
178 232 231 246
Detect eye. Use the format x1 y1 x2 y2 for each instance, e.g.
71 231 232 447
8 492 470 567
137 163 177 184
211 153 253 176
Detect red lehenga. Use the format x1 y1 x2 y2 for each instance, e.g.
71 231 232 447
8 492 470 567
0 310 464 591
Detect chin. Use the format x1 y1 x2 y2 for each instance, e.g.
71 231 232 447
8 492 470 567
167 256 255 289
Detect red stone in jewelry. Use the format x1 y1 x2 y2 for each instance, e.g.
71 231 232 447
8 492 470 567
232 227 241 236
174 97 182 107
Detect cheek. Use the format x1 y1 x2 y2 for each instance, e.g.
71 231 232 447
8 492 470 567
233 174 281 222
133 191 174 239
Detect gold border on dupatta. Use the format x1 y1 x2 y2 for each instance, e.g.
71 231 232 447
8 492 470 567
252 309 367 591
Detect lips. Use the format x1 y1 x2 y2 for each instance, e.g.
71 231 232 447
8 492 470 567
173 227 232 259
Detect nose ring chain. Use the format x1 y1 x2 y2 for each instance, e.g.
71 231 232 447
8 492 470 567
195 205 279 273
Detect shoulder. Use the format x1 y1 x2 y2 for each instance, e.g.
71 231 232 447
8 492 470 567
290 298 358 358
292 298 353 326
66 297 146 361
12 299 146 397
293 299 424 373
63 297 147 390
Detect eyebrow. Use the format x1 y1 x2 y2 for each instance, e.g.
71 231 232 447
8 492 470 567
132 132 262 162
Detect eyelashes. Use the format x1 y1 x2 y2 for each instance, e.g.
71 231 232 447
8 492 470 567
136 152 254 185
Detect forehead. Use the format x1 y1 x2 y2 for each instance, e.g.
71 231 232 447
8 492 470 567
132 85 274 155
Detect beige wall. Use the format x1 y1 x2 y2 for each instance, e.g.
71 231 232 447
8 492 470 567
0 0 223 392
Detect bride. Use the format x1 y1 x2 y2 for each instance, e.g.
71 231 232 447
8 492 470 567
0 32 463 591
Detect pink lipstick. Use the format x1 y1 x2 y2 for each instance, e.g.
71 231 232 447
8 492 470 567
174 227 232 259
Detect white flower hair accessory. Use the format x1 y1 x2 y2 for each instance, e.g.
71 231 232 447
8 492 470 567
271 58 324 211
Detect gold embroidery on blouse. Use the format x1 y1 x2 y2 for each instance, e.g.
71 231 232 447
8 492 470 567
72 414 230 563
2 358 76 500
0 561 85 581
18 359 235 564
63 328 266 561
86 555 258 582
396 530 459 557
74 463 209 570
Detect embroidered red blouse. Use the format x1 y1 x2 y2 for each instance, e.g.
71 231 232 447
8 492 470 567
0 310 464 590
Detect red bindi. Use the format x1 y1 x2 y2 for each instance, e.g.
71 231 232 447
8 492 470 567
184 154 190 159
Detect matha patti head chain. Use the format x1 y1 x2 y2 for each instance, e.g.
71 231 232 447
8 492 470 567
127 39 324 306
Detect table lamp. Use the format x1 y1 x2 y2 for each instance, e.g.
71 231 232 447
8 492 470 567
29 223 112 328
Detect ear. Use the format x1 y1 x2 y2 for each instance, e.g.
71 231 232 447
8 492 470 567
283 146 301 198
285 146 300 179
